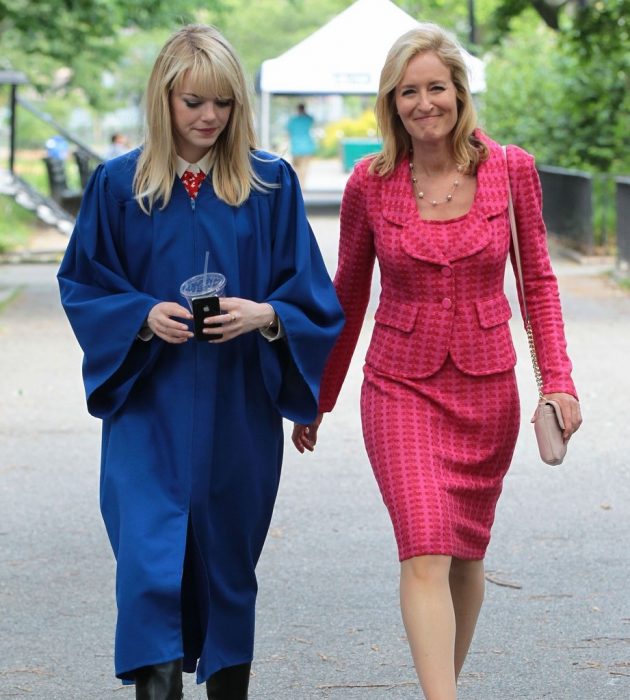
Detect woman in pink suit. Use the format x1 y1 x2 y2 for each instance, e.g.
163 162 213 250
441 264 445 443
293 23 582 700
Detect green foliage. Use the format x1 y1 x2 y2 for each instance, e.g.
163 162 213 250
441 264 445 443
480 14 575 165
565 0 630 173
199 0 351 77
591 175 616 246
0 86 91 163
0 194 37 252
14 109 56 150
396 0 502 48
480 4 627 245
481 2 630 174
2 0 627 179
0 0 495 110
491 0 562 33
0 0 210 104
100 28 172 113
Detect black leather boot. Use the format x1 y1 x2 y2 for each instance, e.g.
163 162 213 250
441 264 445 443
205 662 251 700
135 659 184 700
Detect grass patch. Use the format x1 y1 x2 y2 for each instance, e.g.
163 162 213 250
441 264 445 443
0 285 24 313
615 276 630 291
605 269 630 293
0 195 38 252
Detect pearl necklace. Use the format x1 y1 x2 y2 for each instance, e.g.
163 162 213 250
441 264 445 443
409 160 463 206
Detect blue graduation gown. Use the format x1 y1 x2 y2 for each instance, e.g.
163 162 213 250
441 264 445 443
57 149 344 683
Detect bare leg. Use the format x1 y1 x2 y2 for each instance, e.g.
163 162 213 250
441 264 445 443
400 555 457 700
449 558 485 679
292 156 310 188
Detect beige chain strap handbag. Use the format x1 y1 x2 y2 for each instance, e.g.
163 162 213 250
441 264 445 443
504 146 567 466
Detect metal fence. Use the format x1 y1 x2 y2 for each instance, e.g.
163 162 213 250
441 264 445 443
537 165 616 255
537 165 594 252
616 177 630 272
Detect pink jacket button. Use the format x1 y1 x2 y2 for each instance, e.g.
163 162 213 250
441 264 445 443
441 267 452 278
442 298 452 310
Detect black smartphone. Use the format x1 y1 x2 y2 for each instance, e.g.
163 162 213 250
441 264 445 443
191 295 222 341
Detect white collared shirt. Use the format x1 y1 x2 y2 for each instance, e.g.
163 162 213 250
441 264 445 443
176 152 213 179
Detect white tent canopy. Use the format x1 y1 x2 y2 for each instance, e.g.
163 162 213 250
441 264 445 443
258 0 485 148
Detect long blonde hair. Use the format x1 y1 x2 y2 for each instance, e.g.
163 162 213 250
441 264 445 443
370 23 488 177
133 24 265 213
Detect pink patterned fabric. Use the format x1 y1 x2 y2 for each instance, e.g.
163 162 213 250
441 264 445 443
362 359 519 560
319 132 577 561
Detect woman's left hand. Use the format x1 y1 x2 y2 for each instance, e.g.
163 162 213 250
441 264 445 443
544 392 582 442
201 298 276 342
292 413 324 453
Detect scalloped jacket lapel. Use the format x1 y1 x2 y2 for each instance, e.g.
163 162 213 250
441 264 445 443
380 142 510 265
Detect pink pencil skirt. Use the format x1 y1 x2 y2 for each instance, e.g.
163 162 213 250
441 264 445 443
361 356 520 562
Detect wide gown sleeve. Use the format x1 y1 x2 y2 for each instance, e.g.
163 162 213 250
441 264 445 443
257 159 345 424
506 146 578 399
318 164 376 413
57 165 164 418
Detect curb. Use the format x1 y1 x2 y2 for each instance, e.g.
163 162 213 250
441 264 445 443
0 250 64 265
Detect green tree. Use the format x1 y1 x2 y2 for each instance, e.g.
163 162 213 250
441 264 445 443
398 0 500 47
564 0 630 171
492 0 571 31
489 0 627 33
198 0 351 77
484 0 630 173
0 0 215 101
480 15 565 164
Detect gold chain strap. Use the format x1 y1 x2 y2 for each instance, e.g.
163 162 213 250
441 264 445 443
504 145 545 402
525 320 544 400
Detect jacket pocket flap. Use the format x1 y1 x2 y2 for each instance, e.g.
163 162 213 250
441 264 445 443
374 300 418 333
475 295 512 329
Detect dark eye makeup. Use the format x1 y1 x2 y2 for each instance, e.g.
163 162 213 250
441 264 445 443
182 97 233 109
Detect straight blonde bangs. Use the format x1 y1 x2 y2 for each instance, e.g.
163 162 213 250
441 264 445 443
369 24 488 179
175 54 238 104
133 24 267 214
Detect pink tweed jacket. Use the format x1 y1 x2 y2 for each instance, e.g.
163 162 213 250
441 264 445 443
319 132 577 412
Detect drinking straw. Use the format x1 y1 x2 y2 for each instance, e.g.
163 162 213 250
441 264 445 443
203 250 209 288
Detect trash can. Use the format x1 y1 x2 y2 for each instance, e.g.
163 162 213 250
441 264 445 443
340 138 382 172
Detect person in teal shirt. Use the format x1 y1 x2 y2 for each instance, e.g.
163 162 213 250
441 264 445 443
287 103 315 186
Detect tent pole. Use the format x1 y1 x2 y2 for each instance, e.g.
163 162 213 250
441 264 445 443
260 91 271 151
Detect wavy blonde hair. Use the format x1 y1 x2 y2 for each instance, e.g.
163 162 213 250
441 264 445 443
370 23 488 177
133 24 265 213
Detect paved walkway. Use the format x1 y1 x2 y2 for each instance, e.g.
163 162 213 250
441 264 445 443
1 215 629 699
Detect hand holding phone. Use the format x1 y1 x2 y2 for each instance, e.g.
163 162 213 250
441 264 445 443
192 295 222 341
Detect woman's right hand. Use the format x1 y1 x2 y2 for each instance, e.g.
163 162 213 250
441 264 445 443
147 302 194 344
292 413 324 453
